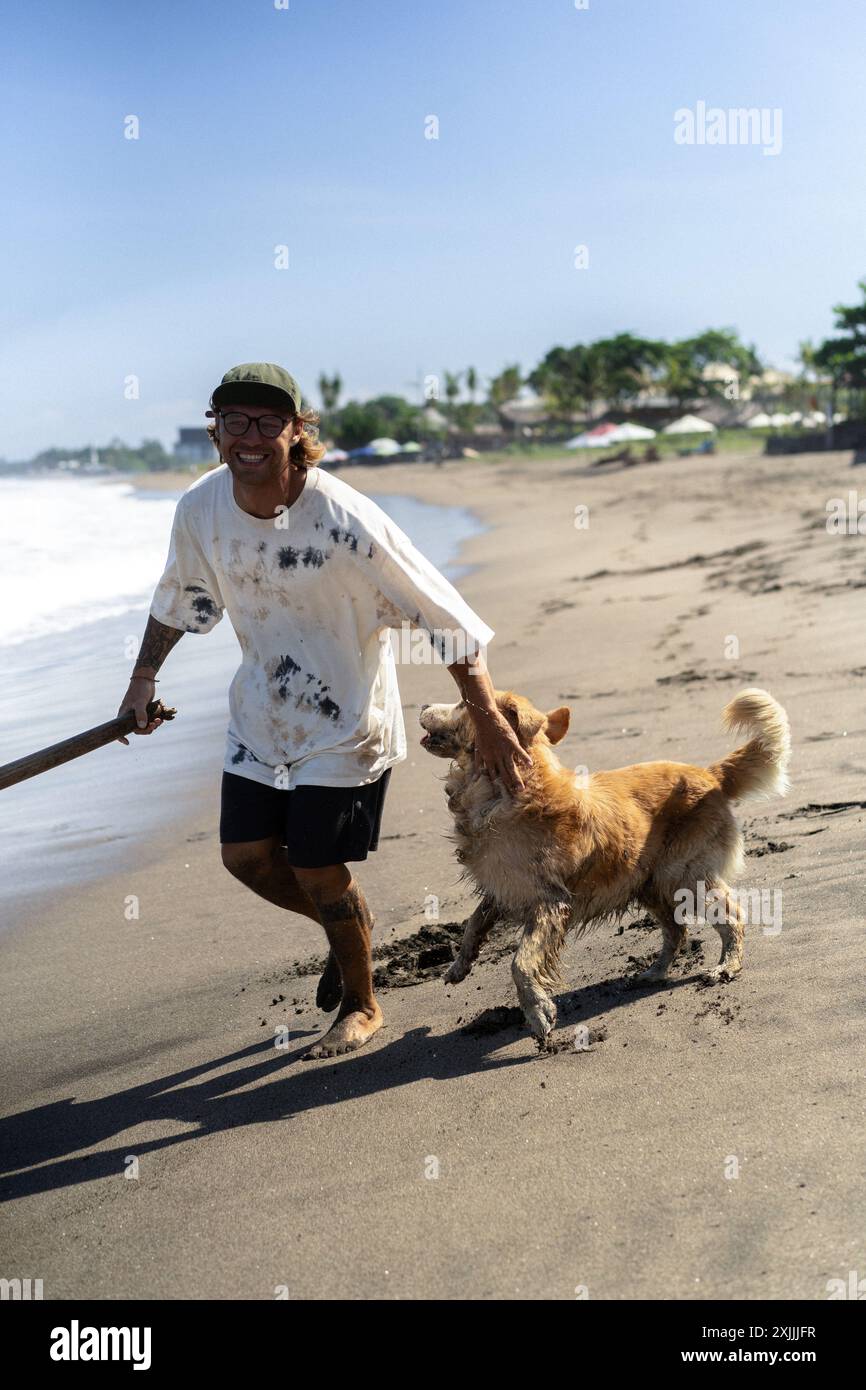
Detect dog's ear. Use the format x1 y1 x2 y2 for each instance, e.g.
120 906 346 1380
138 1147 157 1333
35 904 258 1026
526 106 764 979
499 694 546 747
544 706 570 745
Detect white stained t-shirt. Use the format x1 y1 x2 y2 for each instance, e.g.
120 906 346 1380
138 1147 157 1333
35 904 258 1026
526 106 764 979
149 464 495 789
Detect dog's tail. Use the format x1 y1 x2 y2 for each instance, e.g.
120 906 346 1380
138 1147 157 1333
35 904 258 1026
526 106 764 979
708 688 791 802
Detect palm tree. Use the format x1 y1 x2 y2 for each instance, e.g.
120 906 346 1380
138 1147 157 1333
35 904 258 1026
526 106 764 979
317 373 343 413
529 344 605 424
487 365 524 442
660 344 705 410
487 364 522 410
457 366 481 431
568 343 609 422
592 334 667 407
794 339 820 414
443 370 462 422
798 339 816 369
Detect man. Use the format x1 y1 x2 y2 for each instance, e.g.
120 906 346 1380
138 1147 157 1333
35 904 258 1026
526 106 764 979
118 363 530 1058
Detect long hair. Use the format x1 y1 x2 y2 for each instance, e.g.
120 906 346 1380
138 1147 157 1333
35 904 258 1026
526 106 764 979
207 403 326 469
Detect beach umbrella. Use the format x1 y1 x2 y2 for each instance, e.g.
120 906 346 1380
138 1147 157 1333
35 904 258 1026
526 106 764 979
662 414 716 434
349 437 403 459
609 422 656 441
565 423 620 449
367 437 402 456
566 422 656 448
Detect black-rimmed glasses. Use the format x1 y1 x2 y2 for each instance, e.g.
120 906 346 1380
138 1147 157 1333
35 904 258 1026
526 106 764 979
210 410 292 439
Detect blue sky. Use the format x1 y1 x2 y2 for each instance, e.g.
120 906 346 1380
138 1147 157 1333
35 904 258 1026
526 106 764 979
1 0 864 457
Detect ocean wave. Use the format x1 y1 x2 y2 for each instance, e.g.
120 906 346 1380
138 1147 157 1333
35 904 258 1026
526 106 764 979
0 475 179 647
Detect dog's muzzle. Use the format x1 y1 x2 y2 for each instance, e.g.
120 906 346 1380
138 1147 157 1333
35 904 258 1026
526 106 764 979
419 703 462 756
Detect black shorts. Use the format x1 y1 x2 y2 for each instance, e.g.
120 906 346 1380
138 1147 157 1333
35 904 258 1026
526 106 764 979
219 768 392 868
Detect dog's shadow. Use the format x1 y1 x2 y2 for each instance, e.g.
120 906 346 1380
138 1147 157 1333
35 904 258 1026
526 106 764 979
555 966 697 1028
453 956 706 1064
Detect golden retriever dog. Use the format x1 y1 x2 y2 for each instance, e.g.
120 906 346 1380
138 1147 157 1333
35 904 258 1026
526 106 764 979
419 688 790 1045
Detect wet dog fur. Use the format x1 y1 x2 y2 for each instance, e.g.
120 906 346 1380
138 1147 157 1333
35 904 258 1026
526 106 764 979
419 688 790 1046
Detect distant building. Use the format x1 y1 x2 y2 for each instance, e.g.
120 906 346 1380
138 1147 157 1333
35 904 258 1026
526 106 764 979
499 391 548 425
175 427 216 461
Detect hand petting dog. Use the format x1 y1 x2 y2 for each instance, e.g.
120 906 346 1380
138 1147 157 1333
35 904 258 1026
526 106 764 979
446 656 533 794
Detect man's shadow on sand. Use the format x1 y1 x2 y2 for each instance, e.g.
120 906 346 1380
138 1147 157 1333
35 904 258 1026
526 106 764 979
0 969 693 1203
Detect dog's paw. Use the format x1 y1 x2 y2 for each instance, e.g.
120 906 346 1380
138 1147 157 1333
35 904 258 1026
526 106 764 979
704 961 741 984
525 997 557 1044
634 964 669 986
444 957 470 985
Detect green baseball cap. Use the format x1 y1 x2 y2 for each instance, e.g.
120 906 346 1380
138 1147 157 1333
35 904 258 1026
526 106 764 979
211 362 302 414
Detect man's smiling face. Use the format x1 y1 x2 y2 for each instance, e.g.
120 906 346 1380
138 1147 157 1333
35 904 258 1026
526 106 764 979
212 405 300 488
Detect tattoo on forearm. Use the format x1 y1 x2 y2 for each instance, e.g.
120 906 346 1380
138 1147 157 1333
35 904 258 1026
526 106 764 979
136 615 185 673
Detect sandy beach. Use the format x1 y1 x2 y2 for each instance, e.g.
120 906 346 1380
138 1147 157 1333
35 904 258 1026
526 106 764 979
2 445 864 1301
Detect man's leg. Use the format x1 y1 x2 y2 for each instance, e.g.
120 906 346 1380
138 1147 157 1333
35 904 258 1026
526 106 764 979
221 837 344 1010
290 863 383 1058
222 836 322 919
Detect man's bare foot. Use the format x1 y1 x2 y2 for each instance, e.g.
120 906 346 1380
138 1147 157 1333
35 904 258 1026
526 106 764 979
316 951 342 1012
303 1004 383 1059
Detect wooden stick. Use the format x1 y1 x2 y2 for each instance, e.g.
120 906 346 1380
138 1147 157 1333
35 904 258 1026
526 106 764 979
0 700 177 792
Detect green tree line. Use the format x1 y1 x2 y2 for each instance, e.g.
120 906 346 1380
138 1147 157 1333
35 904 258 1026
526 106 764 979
16 282 866 468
